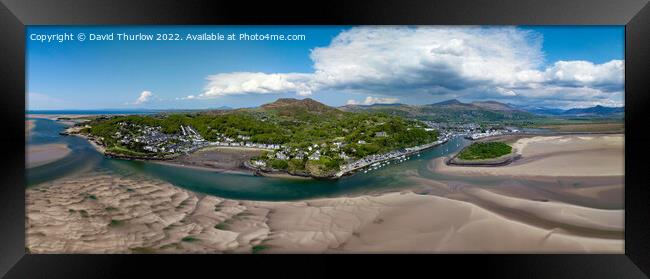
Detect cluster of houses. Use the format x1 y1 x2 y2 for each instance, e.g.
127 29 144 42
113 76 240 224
113 122 291 155
421 121 521 141
336 131 452 177
113 122 360 163
114 122 208 154
271 141 351 162
249 137 366 169
465 127 520 140
338 149 408 174
252 128 457 174
207 133 283 150
423 121 482 133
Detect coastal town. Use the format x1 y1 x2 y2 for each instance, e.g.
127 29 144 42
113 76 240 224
111 121 284 155
67 114 527 179
334 132 452 177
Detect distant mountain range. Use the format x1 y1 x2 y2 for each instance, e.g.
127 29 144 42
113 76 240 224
340 99 535 123
561 105 624 116
341 98 624 123
513 104 624 117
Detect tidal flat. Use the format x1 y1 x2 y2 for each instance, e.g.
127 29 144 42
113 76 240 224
25 116 624 253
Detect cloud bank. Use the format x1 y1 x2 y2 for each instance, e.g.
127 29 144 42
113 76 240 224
189 26 623 108
347 96 400 105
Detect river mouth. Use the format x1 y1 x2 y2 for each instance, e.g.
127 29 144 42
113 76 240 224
26 116 626 251
26 117 623 208
26 117 475 200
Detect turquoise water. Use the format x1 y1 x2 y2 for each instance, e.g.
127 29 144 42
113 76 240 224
27 117 472 201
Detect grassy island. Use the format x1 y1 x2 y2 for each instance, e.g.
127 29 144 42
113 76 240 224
457 142 512 160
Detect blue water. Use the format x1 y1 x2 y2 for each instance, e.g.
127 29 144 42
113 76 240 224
28 110 157 115
27 116 473 201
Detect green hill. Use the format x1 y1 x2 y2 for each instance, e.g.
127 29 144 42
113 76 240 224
339 99 538 124
261 98 341 114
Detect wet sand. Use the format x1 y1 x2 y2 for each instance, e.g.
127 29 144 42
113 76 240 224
540 123 624 133
169 146 265 172
434 134 624 177
26 171 623 253
28 114 94 127
27 143 72 168
408 134 625 249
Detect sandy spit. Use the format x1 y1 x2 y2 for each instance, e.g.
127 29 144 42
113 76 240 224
434 134 624 177
27 143 72 168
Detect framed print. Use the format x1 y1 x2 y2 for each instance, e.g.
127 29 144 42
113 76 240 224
1 0 649 278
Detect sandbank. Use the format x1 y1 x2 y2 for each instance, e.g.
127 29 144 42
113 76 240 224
26 172 623 254
434 134 624 177
27 143 72 168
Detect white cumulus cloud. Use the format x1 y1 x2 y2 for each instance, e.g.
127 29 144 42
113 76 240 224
542 60 624 90
308 26 544 92
346 96 400 105
363 96 399 105
198 72 314 98
132 90 154 105
189 26 623 108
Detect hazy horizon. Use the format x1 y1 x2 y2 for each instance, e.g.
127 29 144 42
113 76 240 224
26 96 626 112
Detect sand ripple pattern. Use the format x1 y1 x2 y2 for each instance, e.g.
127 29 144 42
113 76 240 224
26 172 272 253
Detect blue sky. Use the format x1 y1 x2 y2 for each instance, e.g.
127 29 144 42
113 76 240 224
519 26 623 65
27 26 624 110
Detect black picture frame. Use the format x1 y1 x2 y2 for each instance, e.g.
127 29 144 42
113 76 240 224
1 0 649 278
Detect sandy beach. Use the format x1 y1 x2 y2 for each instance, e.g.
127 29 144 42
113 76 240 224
26 170 623 253
28 114 94 127
27 143 72 168
434 134 624 177
541 123 624 133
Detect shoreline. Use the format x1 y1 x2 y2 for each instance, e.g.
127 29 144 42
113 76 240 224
152 160 254 176
434 134 624 178
27 143 72 168
254 170 314 180
334 138 450 178
69 123 451 180
446 152 522 167
65 131 106 154
242 138 450 180
472 131 624 143
446 140 522 167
